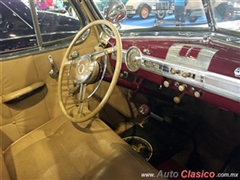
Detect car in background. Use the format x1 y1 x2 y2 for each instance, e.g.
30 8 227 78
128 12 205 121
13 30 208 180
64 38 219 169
233 0 240 19
125 0 174 19
0 0 80 53
125 0 156 19
186 0 234 22
125 0 166 19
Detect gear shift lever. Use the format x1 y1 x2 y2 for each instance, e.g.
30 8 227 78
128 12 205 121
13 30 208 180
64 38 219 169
138 104 164 122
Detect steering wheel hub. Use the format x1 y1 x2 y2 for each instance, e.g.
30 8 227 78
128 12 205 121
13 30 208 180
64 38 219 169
75 56 100 84
75 56 92 83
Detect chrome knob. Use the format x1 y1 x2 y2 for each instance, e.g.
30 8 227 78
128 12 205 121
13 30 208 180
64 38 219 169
182 72 191 78
170 68 180 75
163 80 171 88
143 49 150 55
194 91 202 98
173 93 184 104
178 84 187 92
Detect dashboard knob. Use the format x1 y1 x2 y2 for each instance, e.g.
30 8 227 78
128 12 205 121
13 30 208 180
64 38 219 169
194 91 202 98
173 93 184 104
174 82 179 87
170 69 180 75
178 84 187 92
163 80 171 88
182 72 191 78
190 87 195 93
138 104 150 117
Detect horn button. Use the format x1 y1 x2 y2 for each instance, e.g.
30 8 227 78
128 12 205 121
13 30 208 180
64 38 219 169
75 56 98 84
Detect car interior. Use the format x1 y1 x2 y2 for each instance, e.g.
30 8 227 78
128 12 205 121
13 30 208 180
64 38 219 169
1 0 240 179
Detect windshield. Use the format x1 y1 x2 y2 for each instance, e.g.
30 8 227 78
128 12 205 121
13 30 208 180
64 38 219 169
92 0 240 34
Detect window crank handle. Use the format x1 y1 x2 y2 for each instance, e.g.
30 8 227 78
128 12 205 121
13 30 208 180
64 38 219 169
48 55 59 79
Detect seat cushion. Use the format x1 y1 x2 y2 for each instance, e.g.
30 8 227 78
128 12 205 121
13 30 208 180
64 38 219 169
3 115 161 180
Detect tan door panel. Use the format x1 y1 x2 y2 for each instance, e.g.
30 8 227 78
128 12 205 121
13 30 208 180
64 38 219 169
0 30 99 150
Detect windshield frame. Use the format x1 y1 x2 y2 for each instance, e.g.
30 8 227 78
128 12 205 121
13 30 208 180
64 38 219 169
208 0 240 37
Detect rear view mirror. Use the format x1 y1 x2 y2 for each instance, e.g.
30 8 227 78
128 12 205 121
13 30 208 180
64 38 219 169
103 0 127 24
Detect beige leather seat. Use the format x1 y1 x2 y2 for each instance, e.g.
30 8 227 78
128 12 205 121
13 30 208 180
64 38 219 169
1 115 162 180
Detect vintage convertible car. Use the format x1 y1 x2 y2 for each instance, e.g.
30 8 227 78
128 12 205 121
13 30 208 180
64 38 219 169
0 0 240 179
0 0 79 52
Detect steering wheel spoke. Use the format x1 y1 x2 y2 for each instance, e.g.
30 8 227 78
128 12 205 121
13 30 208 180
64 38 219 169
91 46 117 61
78 83 87 115
64 61 72 66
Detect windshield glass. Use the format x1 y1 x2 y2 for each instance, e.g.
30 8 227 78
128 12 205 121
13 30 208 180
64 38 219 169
93 0 207 29
92 0 240 34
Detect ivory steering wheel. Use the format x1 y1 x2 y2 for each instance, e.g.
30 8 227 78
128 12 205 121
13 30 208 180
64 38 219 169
58 20 122 123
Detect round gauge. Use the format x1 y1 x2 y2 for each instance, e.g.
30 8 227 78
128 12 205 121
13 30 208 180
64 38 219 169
125 46 142 72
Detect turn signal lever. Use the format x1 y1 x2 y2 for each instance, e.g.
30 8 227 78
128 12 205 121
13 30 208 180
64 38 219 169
138 104 163 122
48 55 59 79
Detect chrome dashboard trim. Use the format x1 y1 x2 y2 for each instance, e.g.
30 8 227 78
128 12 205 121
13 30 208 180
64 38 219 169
119 32 240 47
204 72 240 102
120 36 205 41
165 43 218 71
112 50 240 102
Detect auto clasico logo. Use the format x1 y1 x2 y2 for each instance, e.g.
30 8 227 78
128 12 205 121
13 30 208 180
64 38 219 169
141 170 238 178
155 170 215 179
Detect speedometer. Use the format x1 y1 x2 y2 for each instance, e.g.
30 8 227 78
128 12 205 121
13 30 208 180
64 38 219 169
125 46 142 72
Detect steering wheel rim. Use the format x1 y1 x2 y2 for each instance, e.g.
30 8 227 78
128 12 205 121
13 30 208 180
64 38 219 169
58 20 122 123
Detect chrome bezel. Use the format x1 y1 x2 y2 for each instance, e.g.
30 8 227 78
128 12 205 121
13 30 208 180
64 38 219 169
125 46 142 72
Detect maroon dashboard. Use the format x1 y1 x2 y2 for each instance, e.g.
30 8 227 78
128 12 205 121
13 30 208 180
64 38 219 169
108 37 240 115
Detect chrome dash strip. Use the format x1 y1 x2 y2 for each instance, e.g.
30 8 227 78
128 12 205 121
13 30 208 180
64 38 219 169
112 49 240 102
